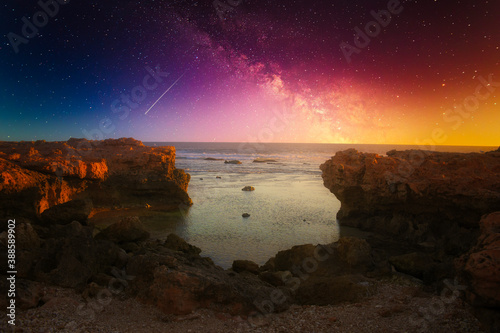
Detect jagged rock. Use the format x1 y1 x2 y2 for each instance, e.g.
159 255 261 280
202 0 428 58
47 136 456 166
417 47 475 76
40 199 93 225
335 237 372 269
261 237 374 305
258 271 288 286
16 222 41 249
126 248 292 316
232 260 260 274
163 233 201 255
457 212 500 307
389 252 435 281
95 216 150 244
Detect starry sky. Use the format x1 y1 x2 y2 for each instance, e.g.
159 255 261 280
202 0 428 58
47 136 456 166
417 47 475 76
1 0 499 145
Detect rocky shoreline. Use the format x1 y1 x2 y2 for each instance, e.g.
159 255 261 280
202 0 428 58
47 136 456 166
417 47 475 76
321 148 500 331
1 140 499 332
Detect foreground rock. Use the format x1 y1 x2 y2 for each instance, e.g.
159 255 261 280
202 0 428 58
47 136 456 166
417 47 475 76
95 216 150 244
456 212 500 331
0 138 192 223
0 215 292 317
260 237 375 305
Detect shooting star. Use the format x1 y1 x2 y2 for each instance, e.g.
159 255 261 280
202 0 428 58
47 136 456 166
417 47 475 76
145 71 186 115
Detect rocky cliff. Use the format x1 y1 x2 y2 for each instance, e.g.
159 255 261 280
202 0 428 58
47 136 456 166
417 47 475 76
320 148 500 251
321 148 500 330
0 138 191 223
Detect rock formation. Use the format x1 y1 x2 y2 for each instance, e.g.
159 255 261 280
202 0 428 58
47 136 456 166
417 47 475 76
0 138 192 223
320 148 500 253
321 148 500 330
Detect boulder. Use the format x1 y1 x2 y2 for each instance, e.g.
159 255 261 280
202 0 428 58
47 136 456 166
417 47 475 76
232 260 260 274
389 252 435 281
126 247 292 316
40 199 93 225
457 212 500 307
242 186 255 191
163 233 201 255
14 221 125 289
95 216 150 244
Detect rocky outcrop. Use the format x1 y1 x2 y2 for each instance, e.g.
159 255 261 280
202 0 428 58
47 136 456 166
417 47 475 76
127 247 291 316
0 138 192 223
456 212 500 332
321 148 500 225
456 212 500 307
260 237 375 305
320 148 500 253
321 148 500 330
95 216 150 244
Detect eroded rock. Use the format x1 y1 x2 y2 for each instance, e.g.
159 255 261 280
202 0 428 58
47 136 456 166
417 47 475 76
95 216 150 244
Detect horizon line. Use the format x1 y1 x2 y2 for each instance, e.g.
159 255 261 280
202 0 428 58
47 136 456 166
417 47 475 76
0 138 497 148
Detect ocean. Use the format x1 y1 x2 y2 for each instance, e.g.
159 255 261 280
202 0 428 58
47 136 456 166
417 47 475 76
140 142 495 268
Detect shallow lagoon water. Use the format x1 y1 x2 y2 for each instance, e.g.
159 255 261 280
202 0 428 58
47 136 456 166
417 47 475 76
174 171 341 268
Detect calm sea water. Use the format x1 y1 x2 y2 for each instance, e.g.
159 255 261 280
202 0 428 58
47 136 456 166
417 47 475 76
136 142 495 268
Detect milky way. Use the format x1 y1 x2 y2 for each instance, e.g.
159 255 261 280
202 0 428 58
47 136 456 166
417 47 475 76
1 0 499 145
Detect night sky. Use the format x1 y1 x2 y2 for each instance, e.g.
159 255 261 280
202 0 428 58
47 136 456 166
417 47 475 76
1 0 499 145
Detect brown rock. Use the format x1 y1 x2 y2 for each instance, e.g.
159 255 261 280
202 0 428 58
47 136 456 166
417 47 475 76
320 148 500 225
0 138 192 220
95 216 150 244
232 260 260 274
16 222 41 249
163 233 201 255
40 199 93 225
457 212 500 307
389 252 435 280
126 249 292 316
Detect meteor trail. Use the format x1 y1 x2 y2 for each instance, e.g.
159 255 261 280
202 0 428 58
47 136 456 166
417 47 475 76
145 72 186 115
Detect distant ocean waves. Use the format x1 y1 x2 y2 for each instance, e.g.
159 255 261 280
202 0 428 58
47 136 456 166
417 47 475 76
146 142 496 175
